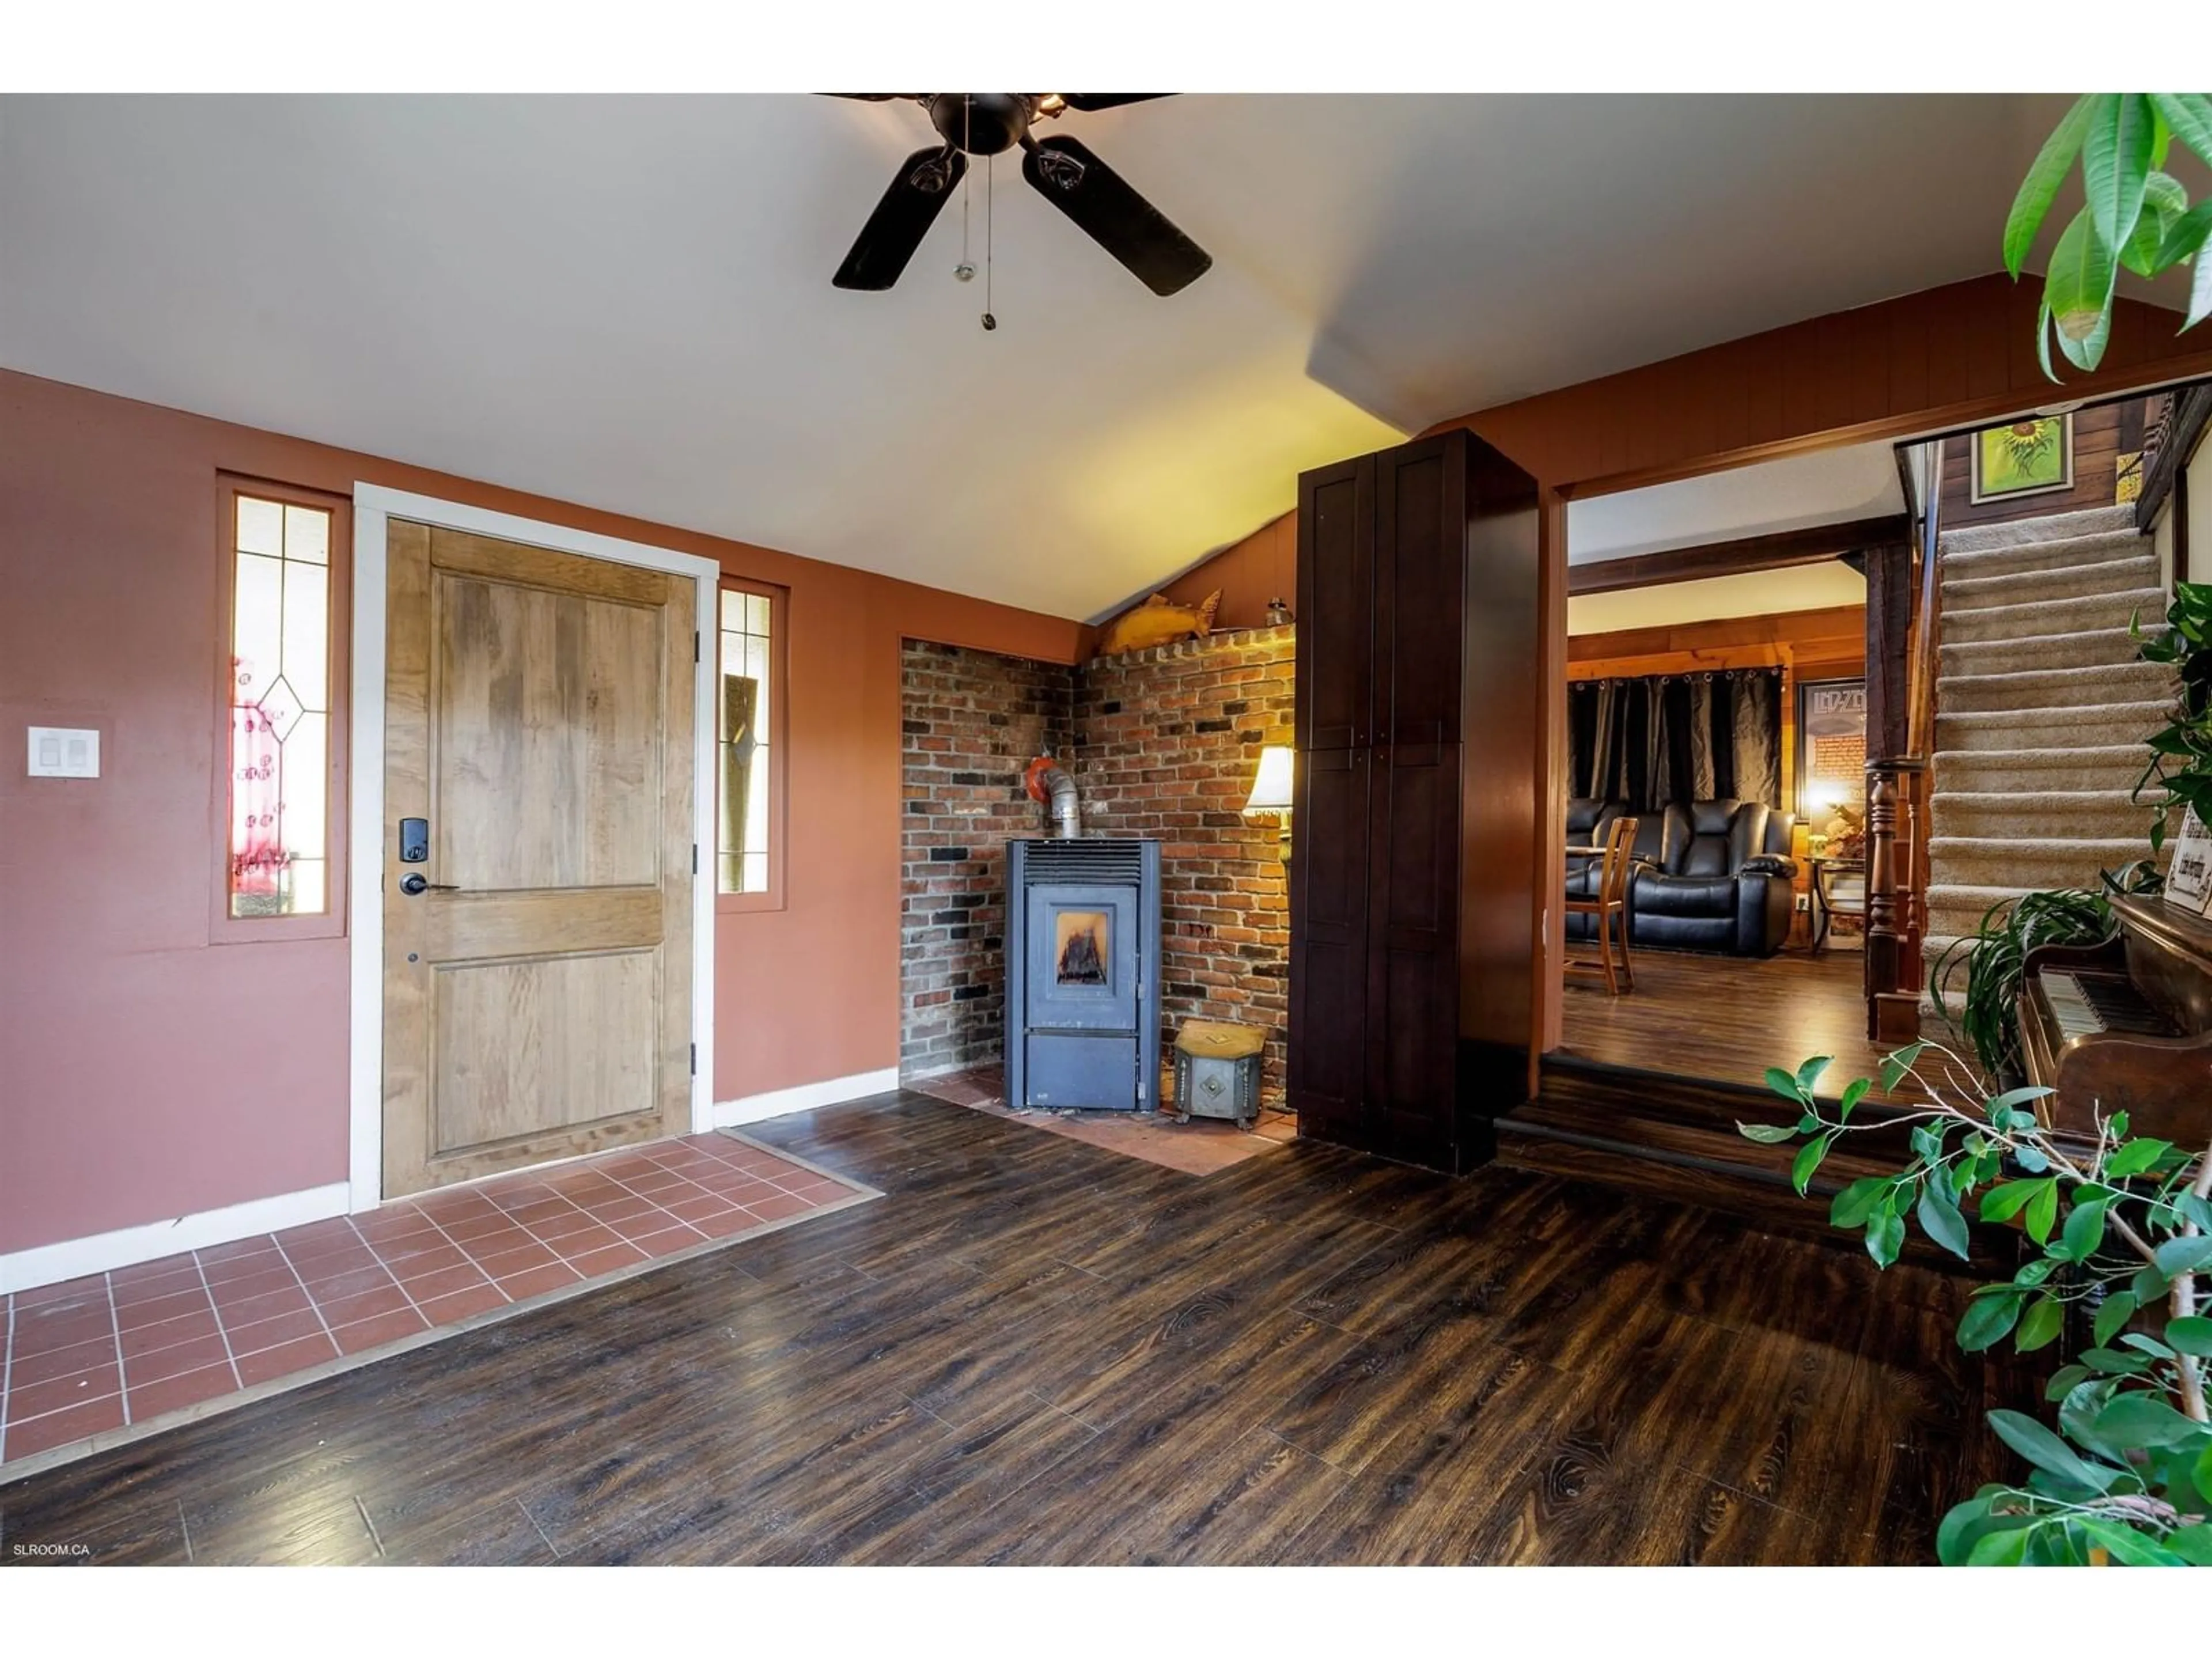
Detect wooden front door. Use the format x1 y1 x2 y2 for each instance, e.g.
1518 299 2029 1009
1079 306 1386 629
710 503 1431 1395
381 521 696 1198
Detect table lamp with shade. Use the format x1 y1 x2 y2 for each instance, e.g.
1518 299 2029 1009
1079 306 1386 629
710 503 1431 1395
1243 745 1294 861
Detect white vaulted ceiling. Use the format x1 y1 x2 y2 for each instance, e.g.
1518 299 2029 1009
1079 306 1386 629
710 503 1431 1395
0 94 2076 619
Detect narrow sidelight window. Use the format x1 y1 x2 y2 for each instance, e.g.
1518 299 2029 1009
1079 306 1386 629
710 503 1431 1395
717 578 787 908
213 477 350 938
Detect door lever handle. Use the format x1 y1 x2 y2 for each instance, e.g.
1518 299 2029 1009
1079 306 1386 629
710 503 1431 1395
397 873 461 896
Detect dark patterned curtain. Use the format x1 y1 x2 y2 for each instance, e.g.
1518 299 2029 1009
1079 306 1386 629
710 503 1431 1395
1568 667 1781 813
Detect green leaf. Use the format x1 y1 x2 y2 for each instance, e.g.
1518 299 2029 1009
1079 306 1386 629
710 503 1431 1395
1877 1042 1925 1094
2014 1256 2057 1287
1794 1055 1832 1094
2005 94 2096 278
2103 1137 2172 1177
2133 1263 2171 1305
1959 1287 2023 1351
1980 1178 2047 1224
1790 1134 1830 1198
2055 1196 2107 1262
2118 1332 2175 1359
2188 233 2212 332
1829 1175 1888 1229
1916 1181 1971 1262
2092 1290 2138 1350
2024 1179 2060 1245
2043 1363 2091 1402
2046 205 2119 374
2092 1391 2206 1448
1763 1066 1803 1102
2152 195 2212 273
2120 172 2188 276
2081 94 2158 257
1865 1207 1906 1270
2015 1294 2065 1353
2081 1346 2153 1376
2168 1524 2212 1566
1987 1408 2120 1493
1965 1525 2032 1566
1984 1084 2056 1115
1736 1120 1798 1144
2165 1315 2212 1357
1836 1077 1870 1123
2152 93 2212 170
2077 1517 2188 1566
2196 1441 2212 1508
2154 1236 2212 1277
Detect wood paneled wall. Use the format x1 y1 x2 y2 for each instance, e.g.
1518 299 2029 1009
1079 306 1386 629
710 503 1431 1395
1442 276 2212 497
1938 396 2149 527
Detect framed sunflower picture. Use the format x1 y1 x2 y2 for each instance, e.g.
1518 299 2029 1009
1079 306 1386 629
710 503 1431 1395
1969 414 2073 503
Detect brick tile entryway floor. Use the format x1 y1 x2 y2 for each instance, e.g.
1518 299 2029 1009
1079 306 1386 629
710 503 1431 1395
0 1131 873 1477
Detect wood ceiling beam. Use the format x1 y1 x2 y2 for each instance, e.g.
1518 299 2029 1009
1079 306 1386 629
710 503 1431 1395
1567 513 1910 596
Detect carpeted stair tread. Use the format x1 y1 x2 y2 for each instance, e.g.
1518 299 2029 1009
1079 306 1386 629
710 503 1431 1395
1940 586 2167 644
1925 835 2151 891
1939 624 2150 677
1942 554 2160 610
1936 505 2135 554
1937 699 2173 748
1931 745 2150 791
1937 659 2173 713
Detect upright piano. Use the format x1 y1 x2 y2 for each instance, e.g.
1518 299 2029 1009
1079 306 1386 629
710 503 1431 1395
2020 895 2212 1149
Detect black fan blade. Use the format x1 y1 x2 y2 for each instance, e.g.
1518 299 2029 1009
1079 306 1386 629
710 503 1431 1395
1059 94 1172 111
1019 134 1211 297
833 145 968 291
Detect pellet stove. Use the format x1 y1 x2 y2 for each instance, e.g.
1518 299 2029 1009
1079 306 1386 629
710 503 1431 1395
1005 836 1162 1112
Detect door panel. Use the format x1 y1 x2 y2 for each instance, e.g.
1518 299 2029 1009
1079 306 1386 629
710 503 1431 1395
435 574 664 891
1022 884 1137 1032
1295 460 1374 751
1288 745 1369 1128
431 952 660 1152
1367 741 1460 1140
1374 435 1465 747
382 520 696 1198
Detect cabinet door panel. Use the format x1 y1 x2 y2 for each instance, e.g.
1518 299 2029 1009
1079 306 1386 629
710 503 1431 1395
1296 459 1374 751
1289 746 1368 1128
1374 435 1465 747
1366 741 1461 1143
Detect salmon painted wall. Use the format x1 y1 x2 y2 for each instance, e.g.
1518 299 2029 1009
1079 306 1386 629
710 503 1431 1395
1103 513 1294 637
0 369 1085 1255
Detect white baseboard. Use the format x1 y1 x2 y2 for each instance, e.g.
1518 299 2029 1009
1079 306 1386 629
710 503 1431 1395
0 1182 353 1297
711 1067 902 1128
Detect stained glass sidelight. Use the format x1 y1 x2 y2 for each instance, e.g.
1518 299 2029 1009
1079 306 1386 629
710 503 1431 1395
227 496 334 916
718 586 777 895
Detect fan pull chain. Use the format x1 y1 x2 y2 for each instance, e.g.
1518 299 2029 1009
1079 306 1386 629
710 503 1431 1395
980 153 997 332
954 98 976 287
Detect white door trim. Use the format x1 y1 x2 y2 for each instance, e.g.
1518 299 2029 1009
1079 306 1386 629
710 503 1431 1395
348 484 721 1214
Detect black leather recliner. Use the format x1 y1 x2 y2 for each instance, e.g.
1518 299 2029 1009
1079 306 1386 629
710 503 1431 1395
1565 797 1798 958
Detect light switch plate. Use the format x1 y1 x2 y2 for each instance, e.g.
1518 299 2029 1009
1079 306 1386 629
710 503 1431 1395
27 726 100 779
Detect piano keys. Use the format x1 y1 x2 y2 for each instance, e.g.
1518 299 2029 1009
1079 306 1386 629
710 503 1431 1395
2018 895 2212 1150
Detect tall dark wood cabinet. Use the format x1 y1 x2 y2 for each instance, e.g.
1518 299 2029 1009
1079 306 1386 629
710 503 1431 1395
1289 430 1541 1173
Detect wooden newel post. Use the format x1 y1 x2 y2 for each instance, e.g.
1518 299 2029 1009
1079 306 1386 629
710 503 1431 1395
1864 764 1917 1043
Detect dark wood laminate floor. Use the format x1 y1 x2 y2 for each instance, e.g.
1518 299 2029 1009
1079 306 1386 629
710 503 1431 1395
1561 946 1906 1093
0 1093 2031 1566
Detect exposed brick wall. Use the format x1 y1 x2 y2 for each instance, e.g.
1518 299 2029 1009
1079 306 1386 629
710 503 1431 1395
899 642 1074 1080
899 627 1297 1099
1073 626 1296 1099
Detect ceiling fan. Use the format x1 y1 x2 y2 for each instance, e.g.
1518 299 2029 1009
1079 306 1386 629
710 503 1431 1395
827 94 1212 298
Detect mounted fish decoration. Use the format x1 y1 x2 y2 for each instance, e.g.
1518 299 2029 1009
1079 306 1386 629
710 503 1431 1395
1097 589 1222 656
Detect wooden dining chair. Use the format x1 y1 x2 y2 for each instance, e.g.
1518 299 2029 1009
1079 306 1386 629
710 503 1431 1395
1566 814 1639 995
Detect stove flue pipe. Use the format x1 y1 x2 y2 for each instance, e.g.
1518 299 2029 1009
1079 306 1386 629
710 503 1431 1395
1022 755 1082 839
